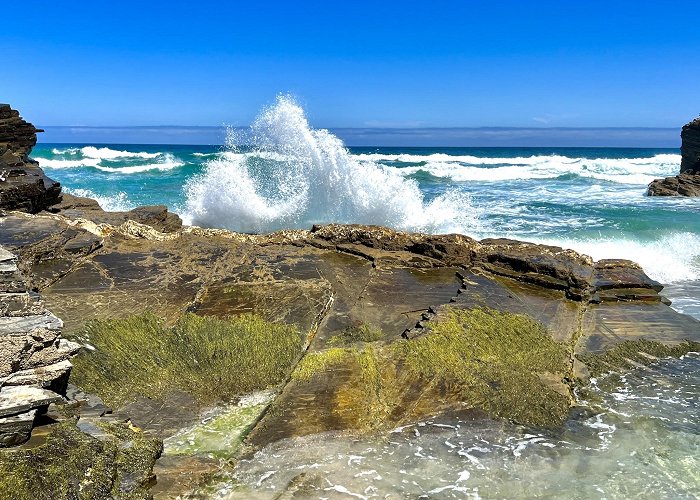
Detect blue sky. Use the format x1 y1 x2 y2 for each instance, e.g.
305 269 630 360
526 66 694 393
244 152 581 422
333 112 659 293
3 1 700 131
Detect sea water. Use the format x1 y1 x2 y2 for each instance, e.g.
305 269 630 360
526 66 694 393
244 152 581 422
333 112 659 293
32 97 700 497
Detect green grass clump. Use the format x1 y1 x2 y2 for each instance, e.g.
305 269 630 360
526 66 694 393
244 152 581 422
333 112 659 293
292 348 348 382
0 420 161 500
328 322 383 346
72 313 303 408
393 307 571 427
578 339 700 378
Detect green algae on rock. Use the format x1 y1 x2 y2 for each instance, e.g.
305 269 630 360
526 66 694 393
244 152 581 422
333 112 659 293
71 313 304 408
291 347 348 383
163 391 276 460
327 322 383 346
0 419 161 500
393 307 572 427
577 338 700 378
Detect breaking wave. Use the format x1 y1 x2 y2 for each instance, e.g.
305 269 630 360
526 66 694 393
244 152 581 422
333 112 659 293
184 95 479 234
369 153 680 185
51 146 161 159
37 151 183 173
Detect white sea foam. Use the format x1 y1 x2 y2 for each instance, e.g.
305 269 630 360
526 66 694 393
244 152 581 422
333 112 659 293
184 95 479 234
372 153 680 185
80 146 161 159
37 157 102 169
64 188 133 212
94 153 184 173
39 152 183 173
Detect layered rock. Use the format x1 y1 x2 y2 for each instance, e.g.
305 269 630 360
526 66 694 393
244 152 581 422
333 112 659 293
0 104 61 212
0 245 79 446
647 116 700 196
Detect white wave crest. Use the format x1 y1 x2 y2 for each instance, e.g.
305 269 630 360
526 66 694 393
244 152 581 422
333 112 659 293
184 95 479 234
37 157 102 169
94 153 184 174
80 146 161 159
64 188 133 212
364 153 680 185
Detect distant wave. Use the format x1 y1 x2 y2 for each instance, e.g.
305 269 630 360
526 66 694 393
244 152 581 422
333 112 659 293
37 157 101 169
49 146 161 159
38 152 184 173
184 95 480 234
358 153 680 186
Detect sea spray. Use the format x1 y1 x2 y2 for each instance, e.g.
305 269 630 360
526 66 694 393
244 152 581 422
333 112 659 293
184 95 479 234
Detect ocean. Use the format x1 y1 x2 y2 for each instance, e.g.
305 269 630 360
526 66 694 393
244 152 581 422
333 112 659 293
31 98 700 497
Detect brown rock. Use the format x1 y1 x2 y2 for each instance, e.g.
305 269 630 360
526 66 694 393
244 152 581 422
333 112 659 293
0 104 62 212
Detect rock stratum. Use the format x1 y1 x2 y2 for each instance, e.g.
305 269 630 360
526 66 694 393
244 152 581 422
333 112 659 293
0 106 699 498
648 116 700 196
0 105 61 212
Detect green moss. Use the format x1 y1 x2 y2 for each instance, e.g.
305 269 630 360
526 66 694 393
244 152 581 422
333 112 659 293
328 322 383 346
72 313 304 408
335 345 399 429
0 420 161 500
291 348 348 382
393 307 571 427
578 339 700 378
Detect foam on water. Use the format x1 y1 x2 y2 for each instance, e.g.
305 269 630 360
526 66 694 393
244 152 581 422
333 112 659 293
64 187 133 212
38 150 183 173
201 354 700 499
184 95 478 234
376 153 679 185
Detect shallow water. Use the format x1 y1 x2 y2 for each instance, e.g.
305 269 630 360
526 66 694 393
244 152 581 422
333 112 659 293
201 354 699 499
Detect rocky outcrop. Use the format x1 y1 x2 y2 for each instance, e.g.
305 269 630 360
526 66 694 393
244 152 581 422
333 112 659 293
0 245 79 446
0 104 61 212
647 116 700 196
681 117 700 173
49 193 183 233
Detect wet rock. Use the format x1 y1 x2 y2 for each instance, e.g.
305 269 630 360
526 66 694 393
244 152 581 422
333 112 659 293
50 194 182 233
0 409 36 447
647 171 700 196
476 238 594 299
647 116 700 196
0 104 61 213
592 259 663 302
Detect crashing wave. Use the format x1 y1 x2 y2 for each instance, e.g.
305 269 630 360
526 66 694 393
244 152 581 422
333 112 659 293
184 95 480 234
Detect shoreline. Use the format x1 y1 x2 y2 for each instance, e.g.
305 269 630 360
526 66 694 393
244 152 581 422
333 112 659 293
2 104 700 498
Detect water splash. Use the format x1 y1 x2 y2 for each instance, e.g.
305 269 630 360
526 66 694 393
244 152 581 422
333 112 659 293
184 95 479 234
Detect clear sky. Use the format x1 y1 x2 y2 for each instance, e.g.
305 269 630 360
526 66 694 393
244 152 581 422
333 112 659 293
3 1 700 129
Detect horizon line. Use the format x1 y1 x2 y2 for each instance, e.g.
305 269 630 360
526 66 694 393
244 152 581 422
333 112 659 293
38 125 679 131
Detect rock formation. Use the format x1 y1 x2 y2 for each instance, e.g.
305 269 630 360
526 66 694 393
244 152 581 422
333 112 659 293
647 116 700 196
0 245 79 446
0 104 62 212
